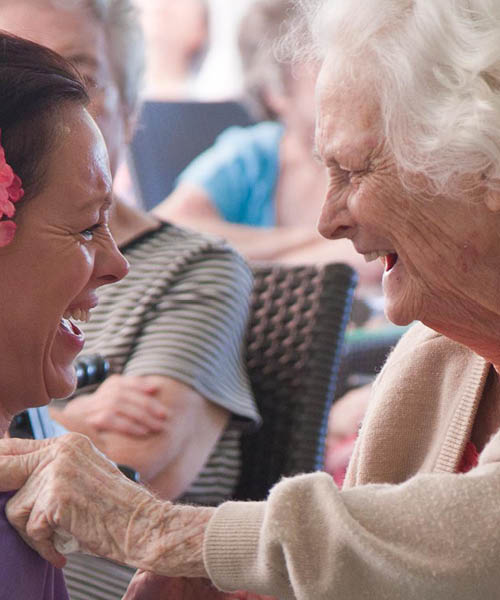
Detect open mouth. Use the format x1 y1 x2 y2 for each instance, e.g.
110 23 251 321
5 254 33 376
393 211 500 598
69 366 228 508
364 249 399 272
59 317 83 337
384 252 398 272
59 308 91 337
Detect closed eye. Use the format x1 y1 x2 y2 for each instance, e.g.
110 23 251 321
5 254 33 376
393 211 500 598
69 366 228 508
80 223 100 241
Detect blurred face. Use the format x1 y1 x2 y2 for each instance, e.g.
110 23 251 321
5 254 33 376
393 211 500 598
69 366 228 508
142 0 208 56
0 105 128 418
0 0 129 178
314 52 500 345
274 63 319 147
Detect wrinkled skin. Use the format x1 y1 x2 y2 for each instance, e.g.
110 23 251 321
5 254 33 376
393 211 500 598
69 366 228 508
0 434 213 576
315 51 500 366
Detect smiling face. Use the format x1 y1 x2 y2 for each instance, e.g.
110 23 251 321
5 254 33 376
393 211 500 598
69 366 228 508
0 0 130 178
315 51 500 354
0 104 128 419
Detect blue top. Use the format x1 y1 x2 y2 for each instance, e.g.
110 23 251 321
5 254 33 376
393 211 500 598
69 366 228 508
0 491 69 599
177 121 284 227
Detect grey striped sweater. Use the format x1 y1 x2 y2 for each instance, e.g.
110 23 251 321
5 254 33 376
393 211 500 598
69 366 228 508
62 222 260 600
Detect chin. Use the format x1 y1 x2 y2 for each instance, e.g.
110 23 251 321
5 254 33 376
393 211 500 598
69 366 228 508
383 296 419 326
383 271 424 326
46 365 77 400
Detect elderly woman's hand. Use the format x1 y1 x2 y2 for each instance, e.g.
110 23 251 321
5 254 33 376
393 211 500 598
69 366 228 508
0 433 213 576
124 571 277 600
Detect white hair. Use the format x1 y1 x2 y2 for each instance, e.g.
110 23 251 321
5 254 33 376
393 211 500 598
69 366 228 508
52 0 145 117
287 0 500 195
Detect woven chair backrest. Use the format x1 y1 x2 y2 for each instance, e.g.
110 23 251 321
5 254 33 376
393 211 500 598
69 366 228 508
233 262 357 501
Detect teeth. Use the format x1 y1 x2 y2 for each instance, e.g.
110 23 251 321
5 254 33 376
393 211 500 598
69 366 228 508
62 308 90 323
364 250 393 263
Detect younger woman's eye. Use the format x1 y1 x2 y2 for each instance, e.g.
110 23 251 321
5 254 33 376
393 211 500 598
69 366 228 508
80 224 100 241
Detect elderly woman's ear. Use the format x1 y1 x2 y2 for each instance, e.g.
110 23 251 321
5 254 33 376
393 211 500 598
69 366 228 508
484 184 500 212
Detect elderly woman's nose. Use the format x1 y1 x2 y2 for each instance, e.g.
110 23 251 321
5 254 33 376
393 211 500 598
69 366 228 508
317 199 353 240
96 238 129 286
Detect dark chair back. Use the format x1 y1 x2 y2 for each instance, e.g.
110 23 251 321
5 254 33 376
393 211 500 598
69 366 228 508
234 262 357 501
129 100 254 210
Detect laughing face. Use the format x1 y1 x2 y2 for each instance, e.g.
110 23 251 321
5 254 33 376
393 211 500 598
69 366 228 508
0 104 128 417
314 52 500 348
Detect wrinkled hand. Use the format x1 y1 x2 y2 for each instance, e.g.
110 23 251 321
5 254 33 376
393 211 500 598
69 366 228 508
58 375 167 436
0 434 213 577
124 571 277 600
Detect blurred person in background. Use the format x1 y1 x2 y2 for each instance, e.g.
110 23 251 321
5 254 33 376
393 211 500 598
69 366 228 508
154 0 382 293
140 0 210 100
0 0 260 598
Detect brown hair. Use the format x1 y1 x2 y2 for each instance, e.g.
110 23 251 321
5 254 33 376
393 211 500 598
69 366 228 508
0 31 89 201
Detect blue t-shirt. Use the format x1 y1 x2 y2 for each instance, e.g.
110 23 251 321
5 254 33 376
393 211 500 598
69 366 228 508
177 121 284 227
0 492 69 600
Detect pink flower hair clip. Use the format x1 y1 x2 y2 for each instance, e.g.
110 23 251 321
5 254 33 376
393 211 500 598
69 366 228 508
0 129 24 248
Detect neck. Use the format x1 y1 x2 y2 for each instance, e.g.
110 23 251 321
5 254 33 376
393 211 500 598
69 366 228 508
0 410 11 438
110 198 161 247
279 129 318 167
144 47 193 99
424 312 500 371
275 130 327 227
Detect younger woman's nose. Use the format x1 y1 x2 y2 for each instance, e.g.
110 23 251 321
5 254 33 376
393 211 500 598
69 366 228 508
96 239 129 286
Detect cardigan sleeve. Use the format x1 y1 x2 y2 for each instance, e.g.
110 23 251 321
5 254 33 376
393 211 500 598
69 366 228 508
203 460 500 600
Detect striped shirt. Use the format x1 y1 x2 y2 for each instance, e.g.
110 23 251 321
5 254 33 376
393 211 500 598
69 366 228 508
76 222 260 502
60 223 260 600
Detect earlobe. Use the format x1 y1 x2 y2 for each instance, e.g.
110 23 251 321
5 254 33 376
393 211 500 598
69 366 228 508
484 187 500 212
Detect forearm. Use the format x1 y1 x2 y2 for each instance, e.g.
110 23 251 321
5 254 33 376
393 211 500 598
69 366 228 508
154 187 318 261
124 500 214 578
162 213 319 261
205 467 500 599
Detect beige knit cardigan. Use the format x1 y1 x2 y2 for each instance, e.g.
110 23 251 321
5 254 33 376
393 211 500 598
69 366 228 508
204 323 500 599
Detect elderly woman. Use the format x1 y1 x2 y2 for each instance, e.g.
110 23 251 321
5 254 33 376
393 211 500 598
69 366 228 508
3 0 500 598
0 31 128 599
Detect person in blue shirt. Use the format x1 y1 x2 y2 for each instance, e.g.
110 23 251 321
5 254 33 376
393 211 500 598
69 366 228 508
154 0 382 289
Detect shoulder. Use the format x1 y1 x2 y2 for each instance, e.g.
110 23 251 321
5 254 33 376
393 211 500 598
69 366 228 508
381 322 475 370
202 121 284 167
124 222 252 283
373 322 487 399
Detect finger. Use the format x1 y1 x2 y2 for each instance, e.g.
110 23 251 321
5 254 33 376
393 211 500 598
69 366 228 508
0 452 43 490
92 399 166 433
119 376 160 395
123 571 175 600
140 395 167 419
125 400 167 432
92 414 150 436
0 437 55 456
6 483 67 569
117 395 166 425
